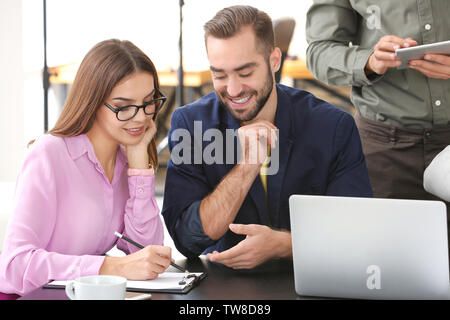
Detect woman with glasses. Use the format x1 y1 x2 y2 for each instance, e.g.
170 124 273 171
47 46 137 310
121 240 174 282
0 39 171 296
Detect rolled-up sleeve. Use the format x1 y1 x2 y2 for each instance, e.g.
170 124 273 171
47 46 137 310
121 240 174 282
162 110 216 258
306 0 382 87
173 200 216 257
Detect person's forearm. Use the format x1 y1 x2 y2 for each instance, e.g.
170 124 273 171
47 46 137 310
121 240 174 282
306 0 376 87
200 163 260 240
0 247 105 296
307 42 375 87
126 149 149 169
119 174 164 254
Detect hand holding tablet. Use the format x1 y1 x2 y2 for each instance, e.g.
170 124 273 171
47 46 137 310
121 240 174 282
364 35 417 75
365 35 450 79
396 39 450 69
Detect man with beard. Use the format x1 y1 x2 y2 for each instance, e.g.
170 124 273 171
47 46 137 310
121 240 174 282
162 5 373 269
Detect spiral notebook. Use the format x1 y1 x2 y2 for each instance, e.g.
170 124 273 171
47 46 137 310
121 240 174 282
45 272 207 294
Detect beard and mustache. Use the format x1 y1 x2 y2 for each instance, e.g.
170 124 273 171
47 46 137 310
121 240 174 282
217 61 274 122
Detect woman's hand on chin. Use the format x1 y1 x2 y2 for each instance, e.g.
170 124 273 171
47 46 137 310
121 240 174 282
125 119 156 169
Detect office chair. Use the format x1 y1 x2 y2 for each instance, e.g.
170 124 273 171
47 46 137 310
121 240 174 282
273 18 296 83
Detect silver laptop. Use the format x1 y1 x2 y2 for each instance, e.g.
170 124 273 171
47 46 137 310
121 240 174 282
289 195 450 299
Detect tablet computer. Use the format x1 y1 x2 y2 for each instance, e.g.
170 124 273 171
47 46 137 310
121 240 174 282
395 39 450 69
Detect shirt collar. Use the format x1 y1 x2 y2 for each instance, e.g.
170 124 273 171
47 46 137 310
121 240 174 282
64 134 91 160
64 134 128 166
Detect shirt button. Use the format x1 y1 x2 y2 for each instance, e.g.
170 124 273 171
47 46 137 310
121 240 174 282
137 188 144 194
376 113 387 122
138 179 144 186
425 132 431 139
435 100 441 106
425 24 431 30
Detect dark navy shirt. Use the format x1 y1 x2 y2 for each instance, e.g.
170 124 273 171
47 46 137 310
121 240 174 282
162 84 373 258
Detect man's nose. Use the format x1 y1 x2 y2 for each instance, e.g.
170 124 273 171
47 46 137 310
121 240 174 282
226 76 243 97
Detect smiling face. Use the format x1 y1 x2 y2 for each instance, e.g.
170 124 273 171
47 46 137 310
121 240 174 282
206 26 279 122
93 71 156 146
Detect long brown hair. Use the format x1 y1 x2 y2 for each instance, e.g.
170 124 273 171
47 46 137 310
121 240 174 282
47 39 160 169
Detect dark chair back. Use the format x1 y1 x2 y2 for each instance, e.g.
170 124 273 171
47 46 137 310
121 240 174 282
273 18 296 83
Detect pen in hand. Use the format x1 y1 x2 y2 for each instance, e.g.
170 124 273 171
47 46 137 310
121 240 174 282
114 231 189 274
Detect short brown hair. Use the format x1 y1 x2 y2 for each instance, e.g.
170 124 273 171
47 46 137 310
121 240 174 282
203 5 274 57
48 39 160 169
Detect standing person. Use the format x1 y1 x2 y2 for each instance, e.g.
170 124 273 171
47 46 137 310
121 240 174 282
0 39 172 296
306 2 450 214
162 5 372 269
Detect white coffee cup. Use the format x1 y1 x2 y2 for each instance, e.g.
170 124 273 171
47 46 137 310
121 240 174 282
65 275 127 300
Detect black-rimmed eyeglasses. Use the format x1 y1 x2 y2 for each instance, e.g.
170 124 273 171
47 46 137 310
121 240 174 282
104 89 167 121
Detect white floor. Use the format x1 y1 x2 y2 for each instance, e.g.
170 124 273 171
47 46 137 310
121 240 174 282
0 182 185 260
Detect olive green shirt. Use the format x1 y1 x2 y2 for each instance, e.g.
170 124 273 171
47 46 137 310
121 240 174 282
306 0 450 129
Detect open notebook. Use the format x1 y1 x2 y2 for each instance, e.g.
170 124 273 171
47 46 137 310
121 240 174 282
45 272 206 294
